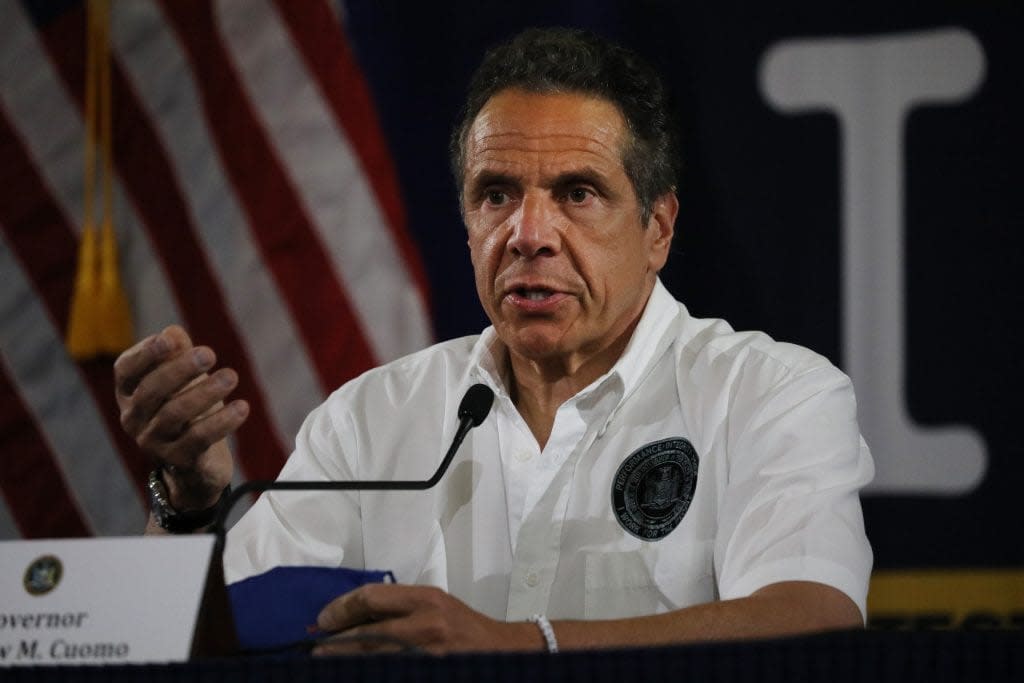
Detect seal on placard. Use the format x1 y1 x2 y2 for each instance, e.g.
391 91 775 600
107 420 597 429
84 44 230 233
24 554 63 596
611 438 698 540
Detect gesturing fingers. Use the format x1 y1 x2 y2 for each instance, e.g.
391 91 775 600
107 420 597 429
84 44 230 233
120 346 214 436
115 324 247 468
114 325 191 402
136 372 248 467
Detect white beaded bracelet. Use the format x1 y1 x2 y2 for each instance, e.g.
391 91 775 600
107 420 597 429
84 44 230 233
528 614 559 653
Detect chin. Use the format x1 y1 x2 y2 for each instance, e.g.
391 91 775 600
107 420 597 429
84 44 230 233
493 325 557 358
505 331 570 361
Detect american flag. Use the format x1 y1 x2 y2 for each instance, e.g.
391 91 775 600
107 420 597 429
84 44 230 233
0 0 432 538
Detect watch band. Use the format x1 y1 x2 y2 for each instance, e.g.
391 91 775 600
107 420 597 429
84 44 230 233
147 468 231 534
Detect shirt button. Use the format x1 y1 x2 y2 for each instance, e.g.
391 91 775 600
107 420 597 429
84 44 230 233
525 572 540 587
515 450 534 462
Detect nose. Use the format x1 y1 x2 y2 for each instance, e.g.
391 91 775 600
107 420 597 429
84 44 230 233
507 193 561 259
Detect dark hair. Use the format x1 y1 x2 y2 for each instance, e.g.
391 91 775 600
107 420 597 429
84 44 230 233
450 27 678 223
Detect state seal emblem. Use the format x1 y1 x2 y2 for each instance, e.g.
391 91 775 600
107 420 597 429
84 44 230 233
611 437 698 540
23 554 63 596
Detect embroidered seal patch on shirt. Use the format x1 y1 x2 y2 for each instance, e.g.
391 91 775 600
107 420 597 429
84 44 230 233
612 437 698 540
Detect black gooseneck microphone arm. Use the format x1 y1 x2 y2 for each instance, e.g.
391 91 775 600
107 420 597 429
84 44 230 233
211 383 495 553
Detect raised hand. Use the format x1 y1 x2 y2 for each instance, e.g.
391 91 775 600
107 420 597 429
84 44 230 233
114 325 248 512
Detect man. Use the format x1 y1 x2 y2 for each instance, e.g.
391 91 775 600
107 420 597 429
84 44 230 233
115 28 872 653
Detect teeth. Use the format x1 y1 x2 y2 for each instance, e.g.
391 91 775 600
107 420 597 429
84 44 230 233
519 289 551 301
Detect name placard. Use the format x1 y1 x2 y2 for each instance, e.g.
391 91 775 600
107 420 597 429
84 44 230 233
0 536 220 666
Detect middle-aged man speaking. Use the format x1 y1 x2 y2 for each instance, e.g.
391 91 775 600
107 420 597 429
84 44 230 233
114 28 873 653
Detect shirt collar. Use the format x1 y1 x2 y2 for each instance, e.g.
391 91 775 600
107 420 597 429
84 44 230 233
468 278 680 405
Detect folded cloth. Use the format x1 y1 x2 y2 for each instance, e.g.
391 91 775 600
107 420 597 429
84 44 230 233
227 566 395 652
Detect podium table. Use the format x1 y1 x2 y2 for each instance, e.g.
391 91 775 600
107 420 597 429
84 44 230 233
3 629 1023 682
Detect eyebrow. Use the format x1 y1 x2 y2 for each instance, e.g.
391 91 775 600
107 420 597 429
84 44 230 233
466 166 614 198
466 171 519 198
548 168 610 194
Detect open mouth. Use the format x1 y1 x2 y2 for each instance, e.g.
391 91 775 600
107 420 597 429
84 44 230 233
516 288 554 301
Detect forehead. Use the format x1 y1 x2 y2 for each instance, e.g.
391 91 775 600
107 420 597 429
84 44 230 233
464 90 628 175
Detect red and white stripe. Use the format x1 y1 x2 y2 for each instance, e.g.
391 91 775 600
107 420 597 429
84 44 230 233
0 0 431 539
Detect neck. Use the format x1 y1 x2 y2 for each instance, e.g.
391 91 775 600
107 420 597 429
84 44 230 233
508 317 639 450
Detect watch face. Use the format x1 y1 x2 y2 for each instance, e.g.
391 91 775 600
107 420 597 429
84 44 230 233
146 468 230 533
147 470 173 528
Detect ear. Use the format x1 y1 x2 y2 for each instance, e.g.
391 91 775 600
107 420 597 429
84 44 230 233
645 191 678 272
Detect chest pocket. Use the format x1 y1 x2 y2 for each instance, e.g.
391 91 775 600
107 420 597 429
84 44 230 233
583 539 715 619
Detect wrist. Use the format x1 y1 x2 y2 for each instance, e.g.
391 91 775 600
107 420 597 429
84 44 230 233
162 463 227 511
527 614 559 653
147 467 230 534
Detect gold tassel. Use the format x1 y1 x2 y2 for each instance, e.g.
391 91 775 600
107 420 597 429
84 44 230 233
66 221 100 359
98 216 134 352
67 0 133 359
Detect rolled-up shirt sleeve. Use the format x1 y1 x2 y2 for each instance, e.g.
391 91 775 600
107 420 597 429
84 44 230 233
714 351 874 619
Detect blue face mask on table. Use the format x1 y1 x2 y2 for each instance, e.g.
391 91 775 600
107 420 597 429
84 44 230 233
227 566 396 654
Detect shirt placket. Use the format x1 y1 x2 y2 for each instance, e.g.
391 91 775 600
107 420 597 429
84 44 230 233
505 391 616 621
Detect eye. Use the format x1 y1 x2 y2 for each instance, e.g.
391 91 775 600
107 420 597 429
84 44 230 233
486 190 509 206
567 187 592 204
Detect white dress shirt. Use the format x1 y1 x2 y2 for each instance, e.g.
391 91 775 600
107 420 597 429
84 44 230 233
224 280 874 620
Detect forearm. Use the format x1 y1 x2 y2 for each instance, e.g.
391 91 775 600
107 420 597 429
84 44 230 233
312 580 861 656
547 581 862 651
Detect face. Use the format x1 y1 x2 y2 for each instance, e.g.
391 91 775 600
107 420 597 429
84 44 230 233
462 89 676 375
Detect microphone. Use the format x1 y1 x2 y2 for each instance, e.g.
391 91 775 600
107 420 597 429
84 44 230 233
211 383 495 549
